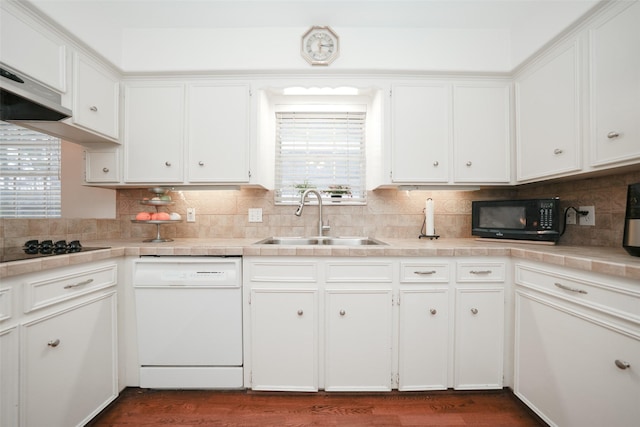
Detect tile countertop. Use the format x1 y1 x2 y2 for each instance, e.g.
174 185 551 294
1 237 639 281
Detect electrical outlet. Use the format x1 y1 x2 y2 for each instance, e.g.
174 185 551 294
186 207 196 223
248 208 263 223
566 209 576 225
579 206 595 226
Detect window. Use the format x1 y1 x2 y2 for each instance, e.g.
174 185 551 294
0 121 61 217
275 111 366 204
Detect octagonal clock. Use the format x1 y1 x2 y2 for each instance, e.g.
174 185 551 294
301 26 339 66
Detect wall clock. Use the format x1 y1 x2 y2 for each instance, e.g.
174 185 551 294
301 26 339 65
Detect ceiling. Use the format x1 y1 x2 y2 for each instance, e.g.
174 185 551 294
27 0 602 71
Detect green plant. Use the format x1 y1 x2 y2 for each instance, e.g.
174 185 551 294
294 180 316 194
324 184 351 196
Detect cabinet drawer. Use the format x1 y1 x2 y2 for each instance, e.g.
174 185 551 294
24 264 117 313
456 262 505 282
515 264 640 322
0 288 12 322
326 261 393 283
400 262 450 283
247 261 318 283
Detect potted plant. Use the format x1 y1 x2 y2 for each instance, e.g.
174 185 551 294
294 180 316 194
324 185 351 201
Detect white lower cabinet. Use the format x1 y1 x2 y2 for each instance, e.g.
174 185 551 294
325 289 393 391
0 327 19 427
22 293 117 427
398 288 449 390
249 289 318 391
514 261 640 427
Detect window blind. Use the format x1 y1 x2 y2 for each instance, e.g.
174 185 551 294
0 121 61 218
275 111 366 204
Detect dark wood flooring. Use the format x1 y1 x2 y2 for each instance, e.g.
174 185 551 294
88 388 548 427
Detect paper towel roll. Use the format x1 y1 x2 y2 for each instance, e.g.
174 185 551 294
426 198 435 235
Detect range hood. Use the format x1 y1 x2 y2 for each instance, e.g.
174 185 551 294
1 62 117 146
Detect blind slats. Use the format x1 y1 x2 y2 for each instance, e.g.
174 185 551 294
0 121 61 218
275 111 366 204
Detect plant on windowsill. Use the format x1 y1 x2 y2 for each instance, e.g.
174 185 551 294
324 185 351 202
294 180 316 194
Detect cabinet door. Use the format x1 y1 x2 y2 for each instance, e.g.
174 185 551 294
1 327 19 427
515 292 640 427
21 293 117 427
391 84 450 182
515 41 581 182
454 287 504 389
85 149 120 183
124 83 184 183
73 54 119 140
187 84 250 183
589 1 640 166
325 289 393 391
0 5 66 92
398 288 449 391
453 84 511 183
250 289 318 392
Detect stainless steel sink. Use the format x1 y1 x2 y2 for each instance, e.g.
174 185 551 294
254 236 387 246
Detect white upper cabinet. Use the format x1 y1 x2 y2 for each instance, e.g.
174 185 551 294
0 3 67 92
391 83 451 183
71 53 119 141
186 83 250 183
453 83 511 183
124 82 185 183
588 1 640 167
515 39 582 182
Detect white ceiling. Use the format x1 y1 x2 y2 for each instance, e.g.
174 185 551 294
28 0 602 71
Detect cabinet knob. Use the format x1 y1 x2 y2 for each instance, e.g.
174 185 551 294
553 148 563 155
430 308 437 315
165 161 172 167
607 131 620 139
433 161 439 167
297 309 304 316
47 339 60 348
102 167 109 173
466 161 472 167
339 309 346 316
89 106 98 112
615 360 631 370
198 161 205 166
470 308 478 315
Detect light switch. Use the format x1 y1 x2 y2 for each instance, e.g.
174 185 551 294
248 208 263 223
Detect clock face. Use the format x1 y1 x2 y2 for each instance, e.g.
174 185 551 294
301 26 339 65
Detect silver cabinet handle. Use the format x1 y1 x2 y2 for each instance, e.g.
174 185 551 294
48 339 60 347
554 148 563 155
615 360 631 370
607 131 620 139
470 270 492 275
430 309 437 315
339 310 346 316
433 161 439 167
471 308 478 315
414 270 437 275
165 161 172 167
466 161 472 167
102 167 109 173
554 282 588 294
198 161 204 166
297 309 303 316
64 278 93 289
89 106 98 112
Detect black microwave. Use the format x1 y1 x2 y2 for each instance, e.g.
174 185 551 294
472 198 560 242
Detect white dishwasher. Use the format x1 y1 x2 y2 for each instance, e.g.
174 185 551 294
133 256 243 389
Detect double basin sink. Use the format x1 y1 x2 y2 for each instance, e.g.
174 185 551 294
254 236 387 246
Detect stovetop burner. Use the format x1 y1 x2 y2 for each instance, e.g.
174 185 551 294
1 240 110 263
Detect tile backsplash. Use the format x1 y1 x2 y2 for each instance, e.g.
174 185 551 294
1 170 638 249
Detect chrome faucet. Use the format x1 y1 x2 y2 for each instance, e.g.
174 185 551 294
295 189 330 236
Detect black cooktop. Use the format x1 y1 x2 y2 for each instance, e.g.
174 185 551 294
0 240 110 263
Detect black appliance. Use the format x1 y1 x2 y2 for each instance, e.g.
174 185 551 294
0 240 109 263
623 182 640 256
472 198 560 243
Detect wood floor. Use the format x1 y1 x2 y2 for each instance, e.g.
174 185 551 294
88 388 548 427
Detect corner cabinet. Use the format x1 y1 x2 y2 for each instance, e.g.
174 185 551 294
514 261 640 427
123 81 251 185
390 80 511 185
515 38 582 182
588 1 640 167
